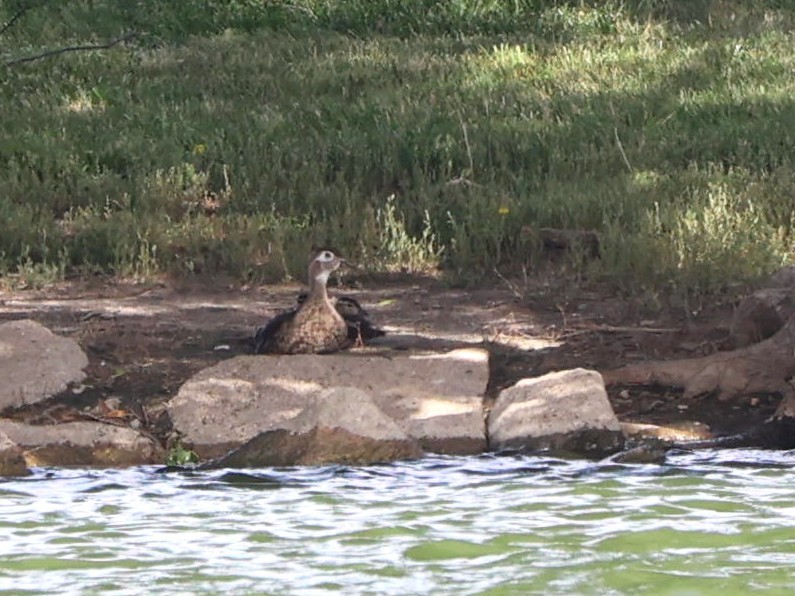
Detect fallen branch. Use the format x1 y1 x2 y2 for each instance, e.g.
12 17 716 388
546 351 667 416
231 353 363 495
603 313 795 418
5 31 137 67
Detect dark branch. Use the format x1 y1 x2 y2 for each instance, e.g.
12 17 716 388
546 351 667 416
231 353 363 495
1 5 31 37
5 32 137 67
0 0 50 37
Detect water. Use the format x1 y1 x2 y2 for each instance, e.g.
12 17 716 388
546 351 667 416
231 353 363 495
2 450 795 595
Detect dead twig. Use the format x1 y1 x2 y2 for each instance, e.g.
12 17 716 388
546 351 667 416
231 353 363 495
614 126 633 173
445 176 481 188
493 267 525 301
5 31 137 67
556 324 680 339
458 111 475 179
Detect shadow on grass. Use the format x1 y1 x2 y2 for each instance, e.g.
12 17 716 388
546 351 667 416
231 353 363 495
1 0 795 292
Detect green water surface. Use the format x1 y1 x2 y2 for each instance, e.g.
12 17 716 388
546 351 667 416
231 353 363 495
1 450 795 594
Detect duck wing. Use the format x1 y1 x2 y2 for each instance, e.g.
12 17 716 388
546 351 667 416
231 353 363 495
293 292 385 343
253 308 297 354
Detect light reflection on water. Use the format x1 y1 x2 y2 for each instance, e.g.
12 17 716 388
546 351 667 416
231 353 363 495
2 450 795 594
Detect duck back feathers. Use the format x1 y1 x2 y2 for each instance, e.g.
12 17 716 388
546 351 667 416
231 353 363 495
296 292 386 343
254 249 374 354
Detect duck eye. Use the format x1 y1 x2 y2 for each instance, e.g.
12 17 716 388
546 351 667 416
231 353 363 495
322 251 333 260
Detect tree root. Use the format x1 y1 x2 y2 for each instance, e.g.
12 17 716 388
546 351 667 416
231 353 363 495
603 314 795 418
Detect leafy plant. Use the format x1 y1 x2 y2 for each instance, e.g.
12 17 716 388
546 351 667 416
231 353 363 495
165 442 200 466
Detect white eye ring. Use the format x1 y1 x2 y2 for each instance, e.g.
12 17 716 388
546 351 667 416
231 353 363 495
319 251 334 262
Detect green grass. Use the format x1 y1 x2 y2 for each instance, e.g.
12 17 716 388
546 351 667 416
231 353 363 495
2 0 795 295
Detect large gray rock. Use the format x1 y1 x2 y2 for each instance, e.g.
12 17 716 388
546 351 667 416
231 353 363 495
0 431 29 477
205 387 423 467
488 368 624 458
0 419 162 466
168 348 488 459
0 319 88 411
372 349 488 454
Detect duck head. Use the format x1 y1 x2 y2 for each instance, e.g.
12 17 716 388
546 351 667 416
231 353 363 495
308 249 345 286
334 295 367 318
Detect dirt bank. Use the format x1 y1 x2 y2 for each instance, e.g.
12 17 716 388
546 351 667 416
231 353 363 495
0 275 777 446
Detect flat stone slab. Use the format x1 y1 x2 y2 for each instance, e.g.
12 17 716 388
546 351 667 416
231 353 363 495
168 348 488 458
0 419 162 467
488 368 624 458
205 388 422 467
0 319 88 411
287 387 412 440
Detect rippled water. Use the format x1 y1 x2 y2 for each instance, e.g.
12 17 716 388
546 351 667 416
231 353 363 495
2 450 795 594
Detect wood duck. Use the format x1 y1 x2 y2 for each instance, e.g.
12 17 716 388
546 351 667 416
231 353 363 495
295 292 385 346
254 250 382 354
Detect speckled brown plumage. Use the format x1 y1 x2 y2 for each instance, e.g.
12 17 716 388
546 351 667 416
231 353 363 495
267 296 349 354
254 250 352 354
295 292 386 345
